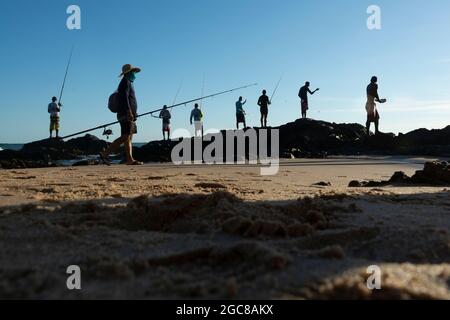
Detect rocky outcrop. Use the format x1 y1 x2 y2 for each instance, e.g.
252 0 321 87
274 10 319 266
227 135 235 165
1 119 449 169
348 161 450 187
0 135 109 169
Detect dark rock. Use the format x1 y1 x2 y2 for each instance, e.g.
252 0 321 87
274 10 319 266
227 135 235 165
65 135 110 155
2 119 450 169
389 171 411 184
350 161 450 187
411 161 450 185
312 181 332 187
348 180 363 187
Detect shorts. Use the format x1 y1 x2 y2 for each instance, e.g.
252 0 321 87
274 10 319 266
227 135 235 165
162 122 171 132
194 121 203 132
236 113 245 123
301 100 309 113
120 120 137 136
260 107 268 116
50 116 60 131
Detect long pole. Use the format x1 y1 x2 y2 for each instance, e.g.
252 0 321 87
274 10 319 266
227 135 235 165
61 83 258 140
59 46 74 105
270 74 283 103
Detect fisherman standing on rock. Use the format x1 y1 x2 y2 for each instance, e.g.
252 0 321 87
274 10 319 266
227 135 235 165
365 76 386 135
257 90 271 128
235 96 247 129
100 64 143 166
48 96 62 139
190 103 204 137
159 105 172 141
298 82 319 119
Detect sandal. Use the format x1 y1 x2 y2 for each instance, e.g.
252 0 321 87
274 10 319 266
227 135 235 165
127 160 144 166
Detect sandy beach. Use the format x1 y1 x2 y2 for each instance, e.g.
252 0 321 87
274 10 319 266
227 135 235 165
0 157 449 299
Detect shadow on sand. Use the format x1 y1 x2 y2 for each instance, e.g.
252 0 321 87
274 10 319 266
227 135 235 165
0 190 449 299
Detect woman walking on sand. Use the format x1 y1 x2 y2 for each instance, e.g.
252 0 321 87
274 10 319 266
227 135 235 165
100 64 143 166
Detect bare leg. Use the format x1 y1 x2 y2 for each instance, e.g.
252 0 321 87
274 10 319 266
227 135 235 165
125 134 134 164
260 114 264 128
56 130 59 138
366 122 371 135
102 135 128 157
375 121 379 134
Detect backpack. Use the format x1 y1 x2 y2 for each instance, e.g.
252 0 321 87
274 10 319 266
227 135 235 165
108 91 120 113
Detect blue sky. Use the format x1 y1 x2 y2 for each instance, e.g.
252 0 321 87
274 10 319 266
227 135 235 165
1 0 450 143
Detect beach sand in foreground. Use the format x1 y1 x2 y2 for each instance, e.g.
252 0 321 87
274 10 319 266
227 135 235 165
0 157 449 299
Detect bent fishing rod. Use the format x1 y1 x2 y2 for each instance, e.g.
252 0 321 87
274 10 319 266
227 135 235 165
61 83 258 140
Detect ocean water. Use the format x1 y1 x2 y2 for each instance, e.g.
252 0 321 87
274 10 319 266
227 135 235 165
0 144 23 151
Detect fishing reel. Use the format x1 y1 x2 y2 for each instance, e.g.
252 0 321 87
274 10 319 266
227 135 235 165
102 127 113 139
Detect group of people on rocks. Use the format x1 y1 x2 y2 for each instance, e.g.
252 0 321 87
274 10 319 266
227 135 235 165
48 63 386 165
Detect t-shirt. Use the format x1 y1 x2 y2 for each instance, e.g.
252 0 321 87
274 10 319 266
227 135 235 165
159 109 171 124
190 108 203 122
117 77 138 121
236 100 246 114
258 95 270 109
48 102 60 117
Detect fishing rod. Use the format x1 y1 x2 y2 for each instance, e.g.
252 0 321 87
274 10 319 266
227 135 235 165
200 74 205 109
151 79 184 119
172 78 184 106
270 74 283 103
58 46 74 106
61 83 258 140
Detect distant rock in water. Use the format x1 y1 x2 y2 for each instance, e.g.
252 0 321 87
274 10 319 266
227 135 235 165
0 134 110 169
21 134 109 160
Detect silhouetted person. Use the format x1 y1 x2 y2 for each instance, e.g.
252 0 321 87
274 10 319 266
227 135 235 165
298 82 319 119
257 90 271 127
366 76 384 135
159 105 172 140
235 96 247 129
190 103 204 137
48 96 62 138
100 64 143 166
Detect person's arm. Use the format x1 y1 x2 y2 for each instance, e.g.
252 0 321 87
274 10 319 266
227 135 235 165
374 85 381 102
257 97 262 107
308 88 319 95
190 111 194 125
243 100 247 105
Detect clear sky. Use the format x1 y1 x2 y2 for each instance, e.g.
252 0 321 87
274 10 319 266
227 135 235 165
1 0 450 143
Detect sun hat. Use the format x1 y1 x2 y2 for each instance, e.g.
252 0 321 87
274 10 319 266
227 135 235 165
119 64 141 77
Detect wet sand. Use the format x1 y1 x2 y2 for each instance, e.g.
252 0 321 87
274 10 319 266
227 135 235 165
0 157 449 299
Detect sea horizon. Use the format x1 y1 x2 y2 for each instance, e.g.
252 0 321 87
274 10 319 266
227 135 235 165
0 142 148 151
